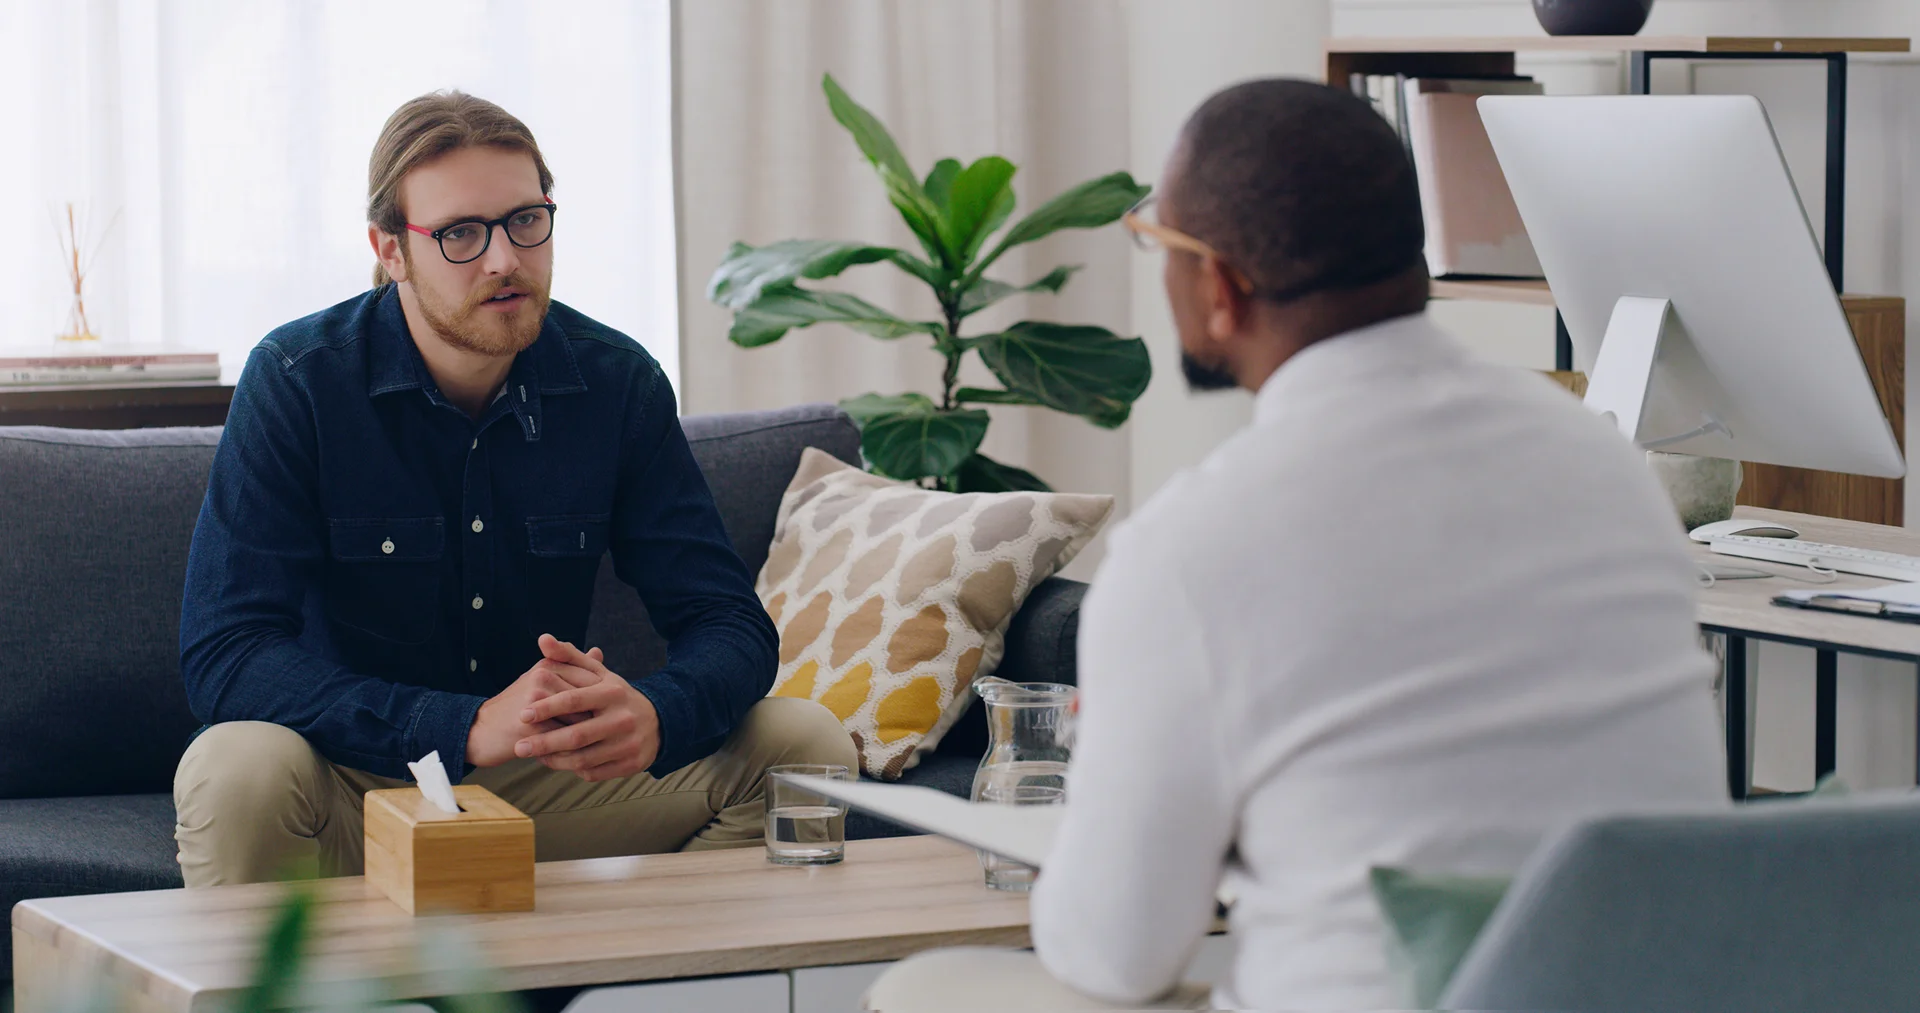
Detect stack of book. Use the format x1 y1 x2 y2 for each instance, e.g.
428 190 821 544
1350 73 1546 281
1 346 221 387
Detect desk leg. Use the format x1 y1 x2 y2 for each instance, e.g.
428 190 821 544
1724 635 1749 801
1815 650 1838 782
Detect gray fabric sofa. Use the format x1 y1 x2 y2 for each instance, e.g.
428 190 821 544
0 403 1085 983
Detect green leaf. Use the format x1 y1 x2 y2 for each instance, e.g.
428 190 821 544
728 287 941 348
887 176 956 269
823 74 916 185
955 452 1053 493
885 250 947 288
822 74 953 268
707 239 903 310
957 264 1081 317
945 156 1018 266
924 158 962 208
974 172 1151 276
953 386 1039 407
974 321 1152 428
839 390 932 425
838 392 990 481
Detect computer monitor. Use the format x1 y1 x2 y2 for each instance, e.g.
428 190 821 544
1477 95 1905 480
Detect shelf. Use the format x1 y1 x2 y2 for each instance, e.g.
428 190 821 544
1328 36 1910 55
1430 278 1554 306
0 382 235 429
1429 279 1901 313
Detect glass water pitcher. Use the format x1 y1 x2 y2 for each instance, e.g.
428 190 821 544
971 677 1076 890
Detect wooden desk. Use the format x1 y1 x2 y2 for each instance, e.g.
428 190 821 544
12 835 1028 1013
1692 508 1920 799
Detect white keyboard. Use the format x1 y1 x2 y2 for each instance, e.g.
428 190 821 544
1708 534 1920 582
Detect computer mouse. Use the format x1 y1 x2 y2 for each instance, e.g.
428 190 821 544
1688 518 1801 543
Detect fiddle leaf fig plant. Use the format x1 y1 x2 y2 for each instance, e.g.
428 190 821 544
707 73 1153 492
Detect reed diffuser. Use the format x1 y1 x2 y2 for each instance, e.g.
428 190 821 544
54 202 119 342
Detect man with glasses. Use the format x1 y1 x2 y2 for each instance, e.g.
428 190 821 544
173 91 854 886
867 79 1723 1010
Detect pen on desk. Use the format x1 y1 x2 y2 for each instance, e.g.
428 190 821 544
1803 596 1888 615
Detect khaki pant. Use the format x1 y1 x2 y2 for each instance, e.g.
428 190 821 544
174 697 855 887
863 949 1213 1011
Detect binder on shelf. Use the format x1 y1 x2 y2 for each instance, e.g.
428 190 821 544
1402 77 1545 279
1351 74 1546 280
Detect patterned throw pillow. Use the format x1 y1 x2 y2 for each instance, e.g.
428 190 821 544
758 448 1113 779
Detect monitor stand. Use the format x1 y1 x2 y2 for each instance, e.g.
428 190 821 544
1584 295 1678 441
1584 295 1731 450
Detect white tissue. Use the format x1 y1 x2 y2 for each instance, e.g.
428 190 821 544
407 750 462 814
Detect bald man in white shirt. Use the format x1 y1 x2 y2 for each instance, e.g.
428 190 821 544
865 79 1725 1011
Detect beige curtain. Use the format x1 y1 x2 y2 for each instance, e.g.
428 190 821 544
673 0 1138 571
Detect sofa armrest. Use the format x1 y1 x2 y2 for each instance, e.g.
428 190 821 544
933 576 1086 759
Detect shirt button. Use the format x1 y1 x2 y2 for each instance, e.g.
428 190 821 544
381 538 395 555
471 517 484 534
469 658 478 672
471 595 484 611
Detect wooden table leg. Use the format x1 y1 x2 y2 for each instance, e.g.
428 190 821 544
14 923 58 1013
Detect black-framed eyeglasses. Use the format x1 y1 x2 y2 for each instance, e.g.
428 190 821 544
405 200 557 264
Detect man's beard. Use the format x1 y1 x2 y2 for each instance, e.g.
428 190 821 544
1181 351 1239 392
409 259 550 357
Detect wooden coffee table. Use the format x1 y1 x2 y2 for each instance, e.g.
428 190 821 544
12 835 1029 1012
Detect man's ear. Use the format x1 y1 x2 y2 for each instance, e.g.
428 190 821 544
1201 257 1252 343
369 225 409 284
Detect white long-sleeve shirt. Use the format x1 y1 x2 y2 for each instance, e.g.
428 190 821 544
1029 312 1728 1010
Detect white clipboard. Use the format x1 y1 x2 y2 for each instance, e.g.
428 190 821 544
782 775 1063 867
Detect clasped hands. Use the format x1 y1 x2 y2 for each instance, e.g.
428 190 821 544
465 633 660 782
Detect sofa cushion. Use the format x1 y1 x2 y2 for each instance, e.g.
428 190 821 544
585 404 861 680
757 449 1111 780
0 427 219 799
0 793 184 980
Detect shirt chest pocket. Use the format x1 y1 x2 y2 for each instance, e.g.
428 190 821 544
325 516 445 646
522 515 610 639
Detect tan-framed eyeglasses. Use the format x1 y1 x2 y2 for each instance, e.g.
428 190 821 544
1121 196 1256 295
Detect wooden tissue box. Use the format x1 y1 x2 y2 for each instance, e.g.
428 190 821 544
364 784 535 915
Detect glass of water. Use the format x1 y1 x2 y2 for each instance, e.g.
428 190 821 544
978 782 1065 891
765 763 851 866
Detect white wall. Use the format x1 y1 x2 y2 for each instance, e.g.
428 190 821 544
1119 0 1332 507
1335 0 1920 790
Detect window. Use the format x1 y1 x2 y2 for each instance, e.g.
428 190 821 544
0 0 678 389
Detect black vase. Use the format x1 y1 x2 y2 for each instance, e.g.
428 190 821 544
1532 0 1655 36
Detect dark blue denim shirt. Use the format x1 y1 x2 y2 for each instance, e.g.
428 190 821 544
180 286 777 780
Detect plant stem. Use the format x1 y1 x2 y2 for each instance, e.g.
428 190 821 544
938 302 964 411
934 296 967 492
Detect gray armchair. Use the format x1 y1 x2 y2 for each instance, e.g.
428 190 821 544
1442 794 1920 1011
